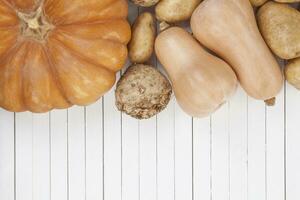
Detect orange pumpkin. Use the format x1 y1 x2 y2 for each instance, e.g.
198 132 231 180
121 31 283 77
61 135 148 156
0 0 131 112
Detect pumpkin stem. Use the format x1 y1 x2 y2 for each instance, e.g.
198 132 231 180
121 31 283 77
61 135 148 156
17 6 54 42
265 97 276 106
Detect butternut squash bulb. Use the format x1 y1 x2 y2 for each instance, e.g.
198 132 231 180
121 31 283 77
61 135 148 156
155 27 237 118
0 0 131 112
191 0 283 101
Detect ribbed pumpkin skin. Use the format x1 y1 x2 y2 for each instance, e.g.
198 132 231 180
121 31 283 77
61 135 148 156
0 0 131 112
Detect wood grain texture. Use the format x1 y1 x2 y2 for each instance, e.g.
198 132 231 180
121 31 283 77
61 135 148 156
50 110 68 200
0 110 14 200
229 87 248 200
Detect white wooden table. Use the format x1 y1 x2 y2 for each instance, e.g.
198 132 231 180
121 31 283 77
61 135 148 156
1 2 300 200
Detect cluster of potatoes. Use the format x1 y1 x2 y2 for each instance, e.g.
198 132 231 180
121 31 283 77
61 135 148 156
116 0 300 119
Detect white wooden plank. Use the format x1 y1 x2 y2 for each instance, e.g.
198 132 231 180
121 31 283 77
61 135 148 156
156 99 175 200
174 103 193 200
138 6 158 200
211 104 230 200
265 61 285 200
286 82 300 200
103 76 122 200
139 117 157 200
120 82 140 198
247 98 266 200
85 100 104 200
156 21 176 198
121 114 139 200
50 109 68 200
192 117 211 200
229 87 248 200
67 106 86 200
0 110 15 200
32 113 50 200
15 112 33 200
121 5 139 199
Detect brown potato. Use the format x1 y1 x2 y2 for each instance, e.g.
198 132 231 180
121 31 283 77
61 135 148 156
257 2 300 59
155 0 202 23
274 0 300 3
129 12 156 64
285 58 300 90
131 0 160 7
250 0 268 7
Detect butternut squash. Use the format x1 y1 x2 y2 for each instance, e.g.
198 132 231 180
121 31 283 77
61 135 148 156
191 0 283 101
155 27 237 117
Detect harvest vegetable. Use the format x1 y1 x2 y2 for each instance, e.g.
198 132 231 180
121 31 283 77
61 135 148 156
257 2 300 59
131 0 160 7
129 12 156 64
0 0 131 113
274 0 300 2
155 0 201 23
115 64 172 119
155 27 237 118
191 0 283 101
285 58 300 90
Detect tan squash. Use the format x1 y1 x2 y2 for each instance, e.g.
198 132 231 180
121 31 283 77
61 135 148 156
155 27 237 117
191 0 283 101
0 0 131 113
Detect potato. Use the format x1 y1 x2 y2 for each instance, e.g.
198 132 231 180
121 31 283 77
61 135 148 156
115 64 172 119
285 58 300 90
155 0 202 23
274 0 300 3
131 0 160 7
257 2 300 59
250 0 268 7
129 12 156 64
251 0 300 5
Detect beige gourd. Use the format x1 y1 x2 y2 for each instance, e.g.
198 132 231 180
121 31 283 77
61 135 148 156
155 27 237 117
191 0 283 101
